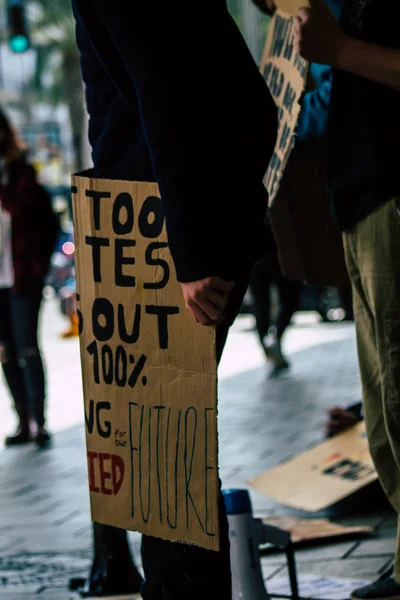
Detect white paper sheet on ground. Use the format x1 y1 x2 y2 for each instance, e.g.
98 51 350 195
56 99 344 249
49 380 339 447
267 574 368 600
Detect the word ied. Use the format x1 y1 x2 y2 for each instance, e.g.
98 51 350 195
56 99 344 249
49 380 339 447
88 451 125 496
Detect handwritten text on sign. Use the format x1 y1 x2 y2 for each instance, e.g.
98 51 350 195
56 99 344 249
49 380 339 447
261 11 308 204
72 176 219 551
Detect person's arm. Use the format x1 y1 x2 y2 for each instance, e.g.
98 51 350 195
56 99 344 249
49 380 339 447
79 1 237 325
296 63 332 142
0 162 37 217
294 0 400 92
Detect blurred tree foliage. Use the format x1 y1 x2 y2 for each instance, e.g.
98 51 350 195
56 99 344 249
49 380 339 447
27 0 269 171
29 0 84 170
227 0 270 62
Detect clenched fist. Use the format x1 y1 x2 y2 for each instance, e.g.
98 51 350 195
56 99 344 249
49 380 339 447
181 277 235 326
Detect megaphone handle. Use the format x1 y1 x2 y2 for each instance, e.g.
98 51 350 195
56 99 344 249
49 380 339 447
285 542 300 600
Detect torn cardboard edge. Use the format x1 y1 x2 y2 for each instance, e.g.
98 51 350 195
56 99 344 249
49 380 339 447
260 516 374 553
260 9 309 204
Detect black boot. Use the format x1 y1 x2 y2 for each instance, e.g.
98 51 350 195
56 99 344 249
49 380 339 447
5 424 31 446
2 360 31 446
19 354 50 448
73 523 143 597
34 427 52 448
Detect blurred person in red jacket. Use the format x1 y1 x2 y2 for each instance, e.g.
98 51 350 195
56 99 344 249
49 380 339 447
0 109 58 448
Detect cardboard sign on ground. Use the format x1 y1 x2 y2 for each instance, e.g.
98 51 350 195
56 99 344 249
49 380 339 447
250 423 378 512
262 516 374 545
274 0 310 16
71 174 219 551
261 10 309 204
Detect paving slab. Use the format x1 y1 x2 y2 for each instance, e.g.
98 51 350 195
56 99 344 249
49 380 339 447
1 309 394 596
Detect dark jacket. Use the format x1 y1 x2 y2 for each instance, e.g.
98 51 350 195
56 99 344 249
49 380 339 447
0 157 56 294
329 0 400 231
72 0 278 282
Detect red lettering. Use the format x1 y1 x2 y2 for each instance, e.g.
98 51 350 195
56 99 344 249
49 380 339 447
87 451 125 496
99 453 112 495
112 454 125 495
87 451 100 493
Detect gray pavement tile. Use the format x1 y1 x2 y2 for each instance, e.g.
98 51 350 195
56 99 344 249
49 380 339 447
0 589 41 599
283 541 359 563
0 552 91 595
261 558 285 580
8 528 92 553
272 557 391 582
349 533 397 558
0 323 387 595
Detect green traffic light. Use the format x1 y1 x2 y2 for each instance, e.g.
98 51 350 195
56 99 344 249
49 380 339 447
9 34 29 53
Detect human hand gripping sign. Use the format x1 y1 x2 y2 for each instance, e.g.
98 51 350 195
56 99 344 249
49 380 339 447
181 278 235 326
294 0 349 66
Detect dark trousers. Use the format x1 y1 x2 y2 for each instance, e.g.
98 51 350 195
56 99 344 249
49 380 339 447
250 253 301 342
0 288 46 428
141 275 251 600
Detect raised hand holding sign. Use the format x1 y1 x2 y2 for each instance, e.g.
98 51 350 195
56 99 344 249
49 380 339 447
294 0 346 64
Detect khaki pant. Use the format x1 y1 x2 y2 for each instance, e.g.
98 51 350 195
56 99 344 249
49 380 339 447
343 198 400 582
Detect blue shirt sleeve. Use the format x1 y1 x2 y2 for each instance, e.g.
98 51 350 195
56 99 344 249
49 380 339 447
296 63 333 143
295 0 343 143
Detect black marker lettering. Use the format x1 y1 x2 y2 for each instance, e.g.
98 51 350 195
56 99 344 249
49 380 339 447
115 239 136 287
92 297 114 342
118 303 141 344
146 305 180 350
112 192 134 235
85 190 111 231
85 236 110 283
184 407 204 532
139 196 165 238
144 242 170 289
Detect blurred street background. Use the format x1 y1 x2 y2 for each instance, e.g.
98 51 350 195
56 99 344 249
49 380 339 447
0 302 397 598
0 0 397 598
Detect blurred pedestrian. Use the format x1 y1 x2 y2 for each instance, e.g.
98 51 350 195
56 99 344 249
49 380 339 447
251 0 344 375
0 109 58 448
250 253 301 375
295 0 400 597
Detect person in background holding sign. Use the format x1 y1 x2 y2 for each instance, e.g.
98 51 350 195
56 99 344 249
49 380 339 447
295 1 400 597
0 109 57 448
72 0 278 598
250 0 343 375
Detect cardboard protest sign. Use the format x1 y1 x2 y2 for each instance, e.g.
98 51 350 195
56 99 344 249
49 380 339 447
274 0 310 16
71 174 219 551
250 423 378 512
261 10 308 204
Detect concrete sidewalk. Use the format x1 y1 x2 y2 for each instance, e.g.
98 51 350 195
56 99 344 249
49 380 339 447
0 303 396 599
